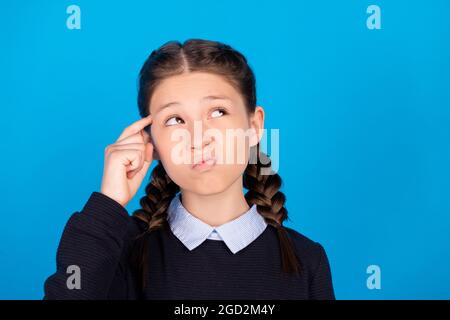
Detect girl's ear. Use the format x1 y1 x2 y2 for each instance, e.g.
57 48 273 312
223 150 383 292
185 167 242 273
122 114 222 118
152 146 161 161
249 106 265 147
150 134 161 161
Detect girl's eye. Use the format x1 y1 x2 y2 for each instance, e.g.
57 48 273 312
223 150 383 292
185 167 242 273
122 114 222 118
210 108 228 119
165 116 184 126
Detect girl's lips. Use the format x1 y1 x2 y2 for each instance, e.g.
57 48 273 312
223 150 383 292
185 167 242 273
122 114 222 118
192 157 216 170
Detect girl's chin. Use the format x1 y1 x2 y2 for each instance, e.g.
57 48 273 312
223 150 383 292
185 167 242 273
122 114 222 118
183 182 227 196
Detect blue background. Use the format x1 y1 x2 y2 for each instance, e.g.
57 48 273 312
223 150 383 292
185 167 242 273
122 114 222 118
1 0 449 299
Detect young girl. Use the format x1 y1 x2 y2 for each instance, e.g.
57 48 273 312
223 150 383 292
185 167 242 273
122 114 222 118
44 39 335 300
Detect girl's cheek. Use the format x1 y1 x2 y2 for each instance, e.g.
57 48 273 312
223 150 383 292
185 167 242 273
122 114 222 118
150 127 168 154
156 132 185 163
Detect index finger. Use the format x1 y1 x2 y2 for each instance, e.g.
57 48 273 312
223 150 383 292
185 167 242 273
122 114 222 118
116 115 153 142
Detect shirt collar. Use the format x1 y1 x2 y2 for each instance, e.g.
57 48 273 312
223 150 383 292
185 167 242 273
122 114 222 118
167 194 267 254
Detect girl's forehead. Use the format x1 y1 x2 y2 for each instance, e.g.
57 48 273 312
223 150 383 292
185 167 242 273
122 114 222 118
149 72 244 112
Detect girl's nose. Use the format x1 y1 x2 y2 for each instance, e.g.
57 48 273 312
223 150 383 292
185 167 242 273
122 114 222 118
191 135 213 151
189 119 215 151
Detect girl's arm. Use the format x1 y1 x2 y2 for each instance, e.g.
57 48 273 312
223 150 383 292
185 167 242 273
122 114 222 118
43 191 141 299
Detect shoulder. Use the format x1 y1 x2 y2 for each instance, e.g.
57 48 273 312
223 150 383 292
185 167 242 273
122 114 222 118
279 225 330 274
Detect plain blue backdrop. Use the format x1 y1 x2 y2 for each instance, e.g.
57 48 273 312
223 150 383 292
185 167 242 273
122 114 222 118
1 0 449 299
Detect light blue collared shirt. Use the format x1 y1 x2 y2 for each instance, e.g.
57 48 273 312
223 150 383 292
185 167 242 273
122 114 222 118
167 194 268 254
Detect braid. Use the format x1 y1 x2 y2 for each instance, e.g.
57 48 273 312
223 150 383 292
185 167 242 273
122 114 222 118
243 144 301 275
133 161 179 229
130 161 180 290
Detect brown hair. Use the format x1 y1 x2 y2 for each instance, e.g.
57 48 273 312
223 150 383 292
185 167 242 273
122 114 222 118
131 39 301 289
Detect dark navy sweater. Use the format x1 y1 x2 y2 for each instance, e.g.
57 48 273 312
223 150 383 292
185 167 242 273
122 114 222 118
43 192 335 300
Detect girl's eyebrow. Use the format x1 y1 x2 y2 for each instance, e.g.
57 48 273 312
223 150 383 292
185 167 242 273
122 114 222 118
155 95 232 114
155 101 181 114
201 95 232 103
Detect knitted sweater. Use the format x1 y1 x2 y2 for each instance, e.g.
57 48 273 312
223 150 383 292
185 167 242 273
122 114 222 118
43 192 335 300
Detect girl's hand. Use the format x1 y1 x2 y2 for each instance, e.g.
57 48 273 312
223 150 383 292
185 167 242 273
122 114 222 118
100 115 154 208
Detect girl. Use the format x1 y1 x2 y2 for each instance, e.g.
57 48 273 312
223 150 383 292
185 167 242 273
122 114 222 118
44 39 335 300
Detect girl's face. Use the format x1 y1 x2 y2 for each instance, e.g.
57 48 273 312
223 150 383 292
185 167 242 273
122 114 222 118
148 72 264 195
